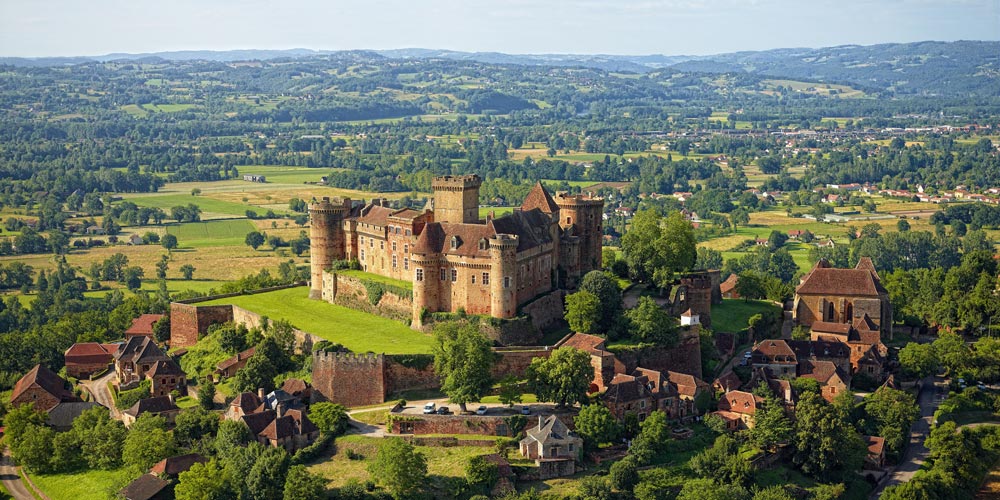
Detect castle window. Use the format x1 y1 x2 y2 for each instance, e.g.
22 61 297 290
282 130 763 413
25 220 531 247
440 269 446 281
360 249 365 261
451 269 458 282
405 229 411 236
359 236 364 245
369 238 374 248
478 238 487 250
504 276 511 289
380 241 384 250
392 255 397 268
404 258 409 270
404 244 408 253
416 268 424 281
566 217 571 224
471 274 476 284
392 242 397 251
451 236 460 249
482 273 490 285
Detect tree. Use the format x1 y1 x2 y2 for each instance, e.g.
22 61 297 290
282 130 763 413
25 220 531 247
578 476 613 500
897 219 911 232
283 465 326 500
153 316 171 343
308 402 349 435
609 457 639 492
367 438 427 499
527 346 593 407
579 271 624 333
231 349 278 393
791 392 866 481
247 446 291 500
497 375 523 407
626 296 678 345
176 459 233 500
747 388 793 451
123 266 144 290
574 404 620 449
932 332 970 375
73 406 126 469
564 290 601 334
676 478 748 500
898 342 938 379
174 407 220 447
753 486 795 500
123 414 176 473
9 424 56 473
735 271 767 301
162 233 178 250
863 387 919 460
156 254 169 279
621 210 696 289
198 381 216 409
432 322 495 413
191 188 202 196
689 434 752 486
465 455 499 490
245 231 265 250
180 264 195 280
767 230 787 249
215 420 252 456
730 208 750 232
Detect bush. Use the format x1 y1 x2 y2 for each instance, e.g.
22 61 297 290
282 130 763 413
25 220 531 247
116 379 151 409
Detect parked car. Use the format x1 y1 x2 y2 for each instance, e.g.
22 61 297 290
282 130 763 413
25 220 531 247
743 351 752 359
437 406 452 415
422 402 436 414
476 405 488 415
520 406 531 415
978 382 988 391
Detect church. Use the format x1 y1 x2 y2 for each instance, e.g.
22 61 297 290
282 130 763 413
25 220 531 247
308 175 604 324
793 258 893 339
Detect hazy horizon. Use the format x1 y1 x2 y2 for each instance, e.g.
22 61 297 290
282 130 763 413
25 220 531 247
1 0 998 58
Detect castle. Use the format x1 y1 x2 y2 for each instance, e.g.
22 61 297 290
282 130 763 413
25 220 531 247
308 175 604 324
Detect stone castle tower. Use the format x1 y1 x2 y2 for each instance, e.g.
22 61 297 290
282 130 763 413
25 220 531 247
308 197 351 299
431 175 481 224
488 234 519 319
554 192 605 285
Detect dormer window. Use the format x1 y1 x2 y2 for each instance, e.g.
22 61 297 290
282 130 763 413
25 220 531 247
478 238 487 250
451 236 460 249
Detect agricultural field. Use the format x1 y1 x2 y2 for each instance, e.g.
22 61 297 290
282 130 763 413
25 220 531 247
200 286 433 354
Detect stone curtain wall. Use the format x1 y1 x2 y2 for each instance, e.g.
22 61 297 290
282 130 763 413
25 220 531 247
521 290 568 331
610 328 704 379
170 303 234 349
312 352 387 407
231 306 320 354
324 271 413 323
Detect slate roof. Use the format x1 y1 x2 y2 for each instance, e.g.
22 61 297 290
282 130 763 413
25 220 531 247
260 409 318 440
115 336 169 365
147 359 184 377
149 454 207 477
47 401 105 428
125 314 165 336
242 409 277 435
666 371 706 398
522 415 576 445
231 392 262 415
281 378 310 396
521 182 559 214
788 340 851 360
124 396 179 418
713 371 743 393
797 359 843 385
119 473 171 500
11 364 77 408
864 435 885 456
603 374 653 404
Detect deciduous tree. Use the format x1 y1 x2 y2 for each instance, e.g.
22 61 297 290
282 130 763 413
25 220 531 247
432 322 495 413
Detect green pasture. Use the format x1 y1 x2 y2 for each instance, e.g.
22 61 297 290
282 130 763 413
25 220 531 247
237 165 336 184
479 206 514 218
121 193 271 218
32 467 133 500
201 286 433 354
337 269 413 290
166 219 257 248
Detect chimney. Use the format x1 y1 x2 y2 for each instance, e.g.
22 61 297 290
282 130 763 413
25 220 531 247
167 393 175 404
277 405 284 419
257 388 265 400
538 415 544 431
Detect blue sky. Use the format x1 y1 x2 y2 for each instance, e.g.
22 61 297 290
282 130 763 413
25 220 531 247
1 0 997 57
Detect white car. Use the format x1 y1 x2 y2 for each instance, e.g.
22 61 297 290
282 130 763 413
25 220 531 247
476 406 488 415
744 351 752 359
422 402 436 414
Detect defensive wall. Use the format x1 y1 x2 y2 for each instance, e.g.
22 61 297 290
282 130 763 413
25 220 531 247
321 271 413 323
607 327 704 380
387 411 576 437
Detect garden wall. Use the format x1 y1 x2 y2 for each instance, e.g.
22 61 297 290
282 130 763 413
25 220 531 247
323 271 412 323
609 327 704 379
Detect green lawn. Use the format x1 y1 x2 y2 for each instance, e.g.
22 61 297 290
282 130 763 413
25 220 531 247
166 219 257 248
478 206 514 218
121 193 272 218
711 299 782 333
337 269 413 290
237 165 338 184
200 286 433 354
32 467 134 500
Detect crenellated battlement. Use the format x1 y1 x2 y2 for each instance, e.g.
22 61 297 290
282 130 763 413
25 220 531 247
313 351 384 365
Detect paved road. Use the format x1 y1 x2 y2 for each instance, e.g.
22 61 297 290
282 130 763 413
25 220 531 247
870 376 941 498
0 449 33 500
80 370 119 418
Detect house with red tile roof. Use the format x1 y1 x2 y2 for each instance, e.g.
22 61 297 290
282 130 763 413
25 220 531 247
64 342 117 378
9 364 79 412
863 435 886 469
214 347 255 380
719 274 740 299
797 359 849 402
713 390 762 430
125 314 165 339
793 258 892 339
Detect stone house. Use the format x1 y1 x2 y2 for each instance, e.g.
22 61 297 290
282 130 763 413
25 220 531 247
9 364 79 412
797 359 849 402
125 314 165 339
227 388 318 452
560 332 621 392
120 454 206 500
258 408 320 452
146 359 187 397
713 390 761 431
719 274 740 299
122 395 181 427
519 415 583 462
214 347 255 380
114 336 171 387
64 342 117 378
751 339 798 378
863 435 886 470
226 392 262 421
47 401 105 431
602 373 656 421
281 378 313 401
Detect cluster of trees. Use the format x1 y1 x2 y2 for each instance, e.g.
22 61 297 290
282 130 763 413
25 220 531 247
899 333 1000 383
882 423 1000 499
563 270 679 345
619 209 697 289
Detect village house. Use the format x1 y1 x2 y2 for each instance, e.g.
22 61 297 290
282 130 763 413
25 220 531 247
226 392 262 421
114 336 186 396
214 347 255 380
712 390 761 431
719 274 740 299
751 339 798 378
863 435 887 470
9 364 79 412
120 453 207 500
226 388 318 452
64 342 118 378
519 415 583 462
122 395 181 427
125 314 165 339
798 359 849 402
47 401 105 431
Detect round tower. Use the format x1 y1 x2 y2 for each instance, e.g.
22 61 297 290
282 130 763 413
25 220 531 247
309 197 350 299
489 234 519 318
410 251 439 326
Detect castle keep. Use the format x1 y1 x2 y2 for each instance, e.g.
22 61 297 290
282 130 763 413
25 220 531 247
309 176 604 324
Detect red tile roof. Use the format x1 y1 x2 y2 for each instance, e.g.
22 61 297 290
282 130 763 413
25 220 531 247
216 347 255 371
864 435 885 456
754 339 796 360
149 453 207 477
125 314 165 336
719 274 738 294
65 343 114 365
718 390 761 415
796 261 887 296
10 364 77 409
811 322 852 335
355 204 396 227
798 359 842 385
559 333 607 354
